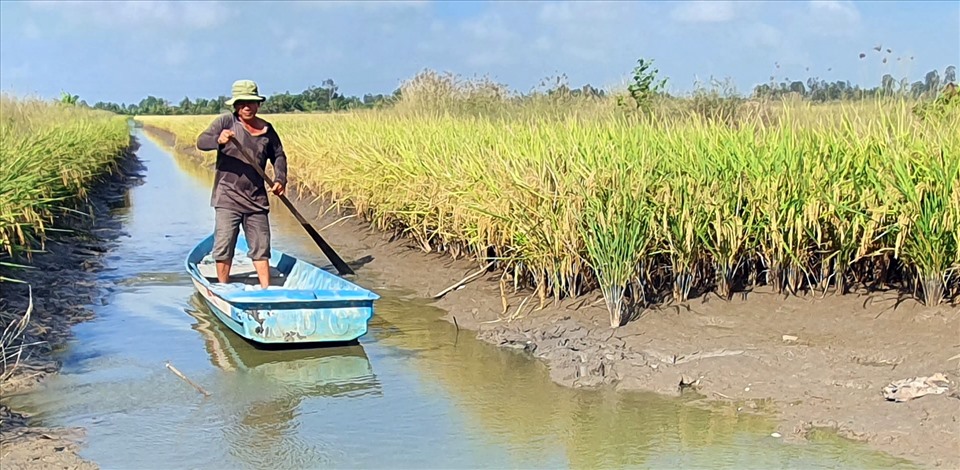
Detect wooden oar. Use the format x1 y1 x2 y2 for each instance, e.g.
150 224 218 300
227 135 355 276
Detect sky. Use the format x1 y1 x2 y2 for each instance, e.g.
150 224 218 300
1 0 957 105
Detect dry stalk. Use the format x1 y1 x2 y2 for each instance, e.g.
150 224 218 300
432 261 494 299
317 214 357 233
0 285 38 385
499 271 509 315
507 294 533 322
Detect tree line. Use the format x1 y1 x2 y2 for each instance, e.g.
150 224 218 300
753 66 956 101
85 78 398 115
69 66 958 116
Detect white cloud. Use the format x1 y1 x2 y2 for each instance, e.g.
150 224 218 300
743 22 783 49
5 63 31 81
809 0 860 22
458 12 522 68
462 13 516 43
22 21 41 40
533 36 552 52
293 1 428 12
806 0 861 36
532 2 642 65
670 1 736 23
538 2 575 23
281 38 300 56
28 0 229 30
743 21 812 71
163 42 188 66
538 2 627 26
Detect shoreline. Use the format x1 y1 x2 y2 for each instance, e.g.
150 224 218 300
144 123 959 468
0 137 146 469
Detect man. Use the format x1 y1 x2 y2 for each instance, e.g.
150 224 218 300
197 80 287 289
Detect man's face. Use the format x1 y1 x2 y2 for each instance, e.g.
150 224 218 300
234 101 260 119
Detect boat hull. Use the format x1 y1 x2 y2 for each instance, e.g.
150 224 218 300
186 234 378 345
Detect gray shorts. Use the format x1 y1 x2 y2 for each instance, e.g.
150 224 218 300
212 208 271 261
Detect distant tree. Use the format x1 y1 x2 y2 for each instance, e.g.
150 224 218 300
881 74 895 95
925 70 941 96
625 57 667 110
788 80 806 95
910 80 926 98
178 96 193 115
945 65 957 84
322 78 338 110
59 91 79 105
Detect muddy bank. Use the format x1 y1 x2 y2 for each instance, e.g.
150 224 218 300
433 254 958 468
396 239 960 469
142 124 959 469
448 287 959 468
0 139 145 469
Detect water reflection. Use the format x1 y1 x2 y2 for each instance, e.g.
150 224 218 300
184 292 380 395
183 293 382 467
364 293 772 468
365 291 919 469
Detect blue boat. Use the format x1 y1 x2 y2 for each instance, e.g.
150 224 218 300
185 233 379 345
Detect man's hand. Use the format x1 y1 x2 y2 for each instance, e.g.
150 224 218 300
270 181 285 196
217 129 235 145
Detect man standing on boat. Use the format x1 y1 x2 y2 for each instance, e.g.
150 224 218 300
197 80 287 289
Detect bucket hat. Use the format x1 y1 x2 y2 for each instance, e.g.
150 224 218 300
225 79 266 105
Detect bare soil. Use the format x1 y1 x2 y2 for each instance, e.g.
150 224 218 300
149 125 960 468
0 140 145 469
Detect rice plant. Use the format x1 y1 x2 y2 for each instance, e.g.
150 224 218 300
139 90 959 326
0 95 130 263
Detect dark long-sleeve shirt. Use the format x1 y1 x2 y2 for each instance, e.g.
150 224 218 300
197 112 288 214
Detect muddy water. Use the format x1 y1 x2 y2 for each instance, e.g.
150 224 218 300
6 131 917 469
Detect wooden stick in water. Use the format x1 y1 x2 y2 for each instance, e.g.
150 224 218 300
165 361 211 397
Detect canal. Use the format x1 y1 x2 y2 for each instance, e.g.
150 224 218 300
5 130 917 469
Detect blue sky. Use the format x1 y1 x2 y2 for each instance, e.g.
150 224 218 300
1 1 957 105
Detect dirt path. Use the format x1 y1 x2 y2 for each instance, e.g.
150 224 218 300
0 140 145 469
146 125 960 468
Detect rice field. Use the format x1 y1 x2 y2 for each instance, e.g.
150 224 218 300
139 94 959 327
0 95 131 266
